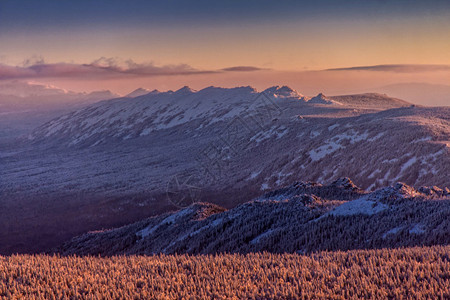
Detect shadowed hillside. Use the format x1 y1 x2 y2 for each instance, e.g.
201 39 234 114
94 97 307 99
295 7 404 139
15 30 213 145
54 179 450 256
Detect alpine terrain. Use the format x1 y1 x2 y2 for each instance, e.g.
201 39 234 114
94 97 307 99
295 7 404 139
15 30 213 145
0 86 449 254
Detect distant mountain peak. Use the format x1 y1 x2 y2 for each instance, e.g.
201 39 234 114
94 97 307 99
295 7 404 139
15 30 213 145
195 86 258 95
0 81 70 97
311 93 327 100
263 85 306 100
86 90 120 99
175 86 196 95
241 85 258 93
126 88 153 98
308 93 341 105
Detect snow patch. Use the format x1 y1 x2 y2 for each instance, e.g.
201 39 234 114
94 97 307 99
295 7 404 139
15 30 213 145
161 207 194 225
250 126 289 144
310 130 320 138
327 197 388 216
140 127 153 136
250 229 276 245
328 124 340 131
412 136 432 143
136 224 160 238
249 170 261 180
409 224 426 234
308 129 370 161
309 141 343 161
188 218 224 238
331 129 369 144
399 157 417 174
382 226 403 239
368 132 385 142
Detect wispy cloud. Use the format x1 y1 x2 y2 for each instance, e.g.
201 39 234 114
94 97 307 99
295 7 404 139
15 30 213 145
22 55 46 67
0 57 268 81
0 57 217 80
221 66 267 72
326 64 450 73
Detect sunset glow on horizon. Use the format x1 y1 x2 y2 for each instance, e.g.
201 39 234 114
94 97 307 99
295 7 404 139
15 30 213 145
1 0 450 104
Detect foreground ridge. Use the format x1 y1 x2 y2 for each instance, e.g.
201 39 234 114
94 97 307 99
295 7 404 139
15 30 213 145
54 178 450 256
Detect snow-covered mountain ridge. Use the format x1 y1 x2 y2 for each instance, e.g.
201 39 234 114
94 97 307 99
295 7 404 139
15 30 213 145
3 86 449 204
28 86 306 145
28 85 411 147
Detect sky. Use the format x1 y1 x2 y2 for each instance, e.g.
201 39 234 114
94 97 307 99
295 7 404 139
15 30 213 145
1 0 450 103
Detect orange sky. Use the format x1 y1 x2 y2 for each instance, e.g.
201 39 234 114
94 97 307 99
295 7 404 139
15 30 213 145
2 15 450 71
1 0 450 104
37 69 449 98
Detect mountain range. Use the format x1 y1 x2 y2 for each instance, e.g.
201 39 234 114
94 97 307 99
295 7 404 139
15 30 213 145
0 84 449 254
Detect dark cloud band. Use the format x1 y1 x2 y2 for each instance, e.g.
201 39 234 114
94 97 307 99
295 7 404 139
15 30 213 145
326 64 450 73
221 66 266 72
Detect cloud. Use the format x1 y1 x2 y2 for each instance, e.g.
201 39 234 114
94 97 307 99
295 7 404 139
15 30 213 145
0 56 269 81
0 57 217 81
221 66 266 72
22 55 46 67
326 64 450 73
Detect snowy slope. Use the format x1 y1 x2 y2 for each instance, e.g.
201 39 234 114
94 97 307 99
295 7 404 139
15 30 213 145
28 86 414 148
4 86 449 202
28 85 309 146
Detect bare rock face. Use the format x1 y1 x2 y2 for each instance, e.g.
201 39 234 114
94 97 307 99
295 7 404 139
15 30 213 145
260 178 365 202
362 182 419 204
418 186 449 198
330 177 359 191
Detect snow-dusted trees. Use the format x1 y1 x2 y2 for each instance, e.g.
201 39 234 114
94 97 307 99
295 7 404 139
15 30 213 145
1 246 449 299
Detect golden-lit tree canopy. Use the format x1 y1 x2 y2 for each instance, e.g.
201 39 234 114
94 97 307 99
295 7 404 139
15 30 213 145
1 246 449 299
